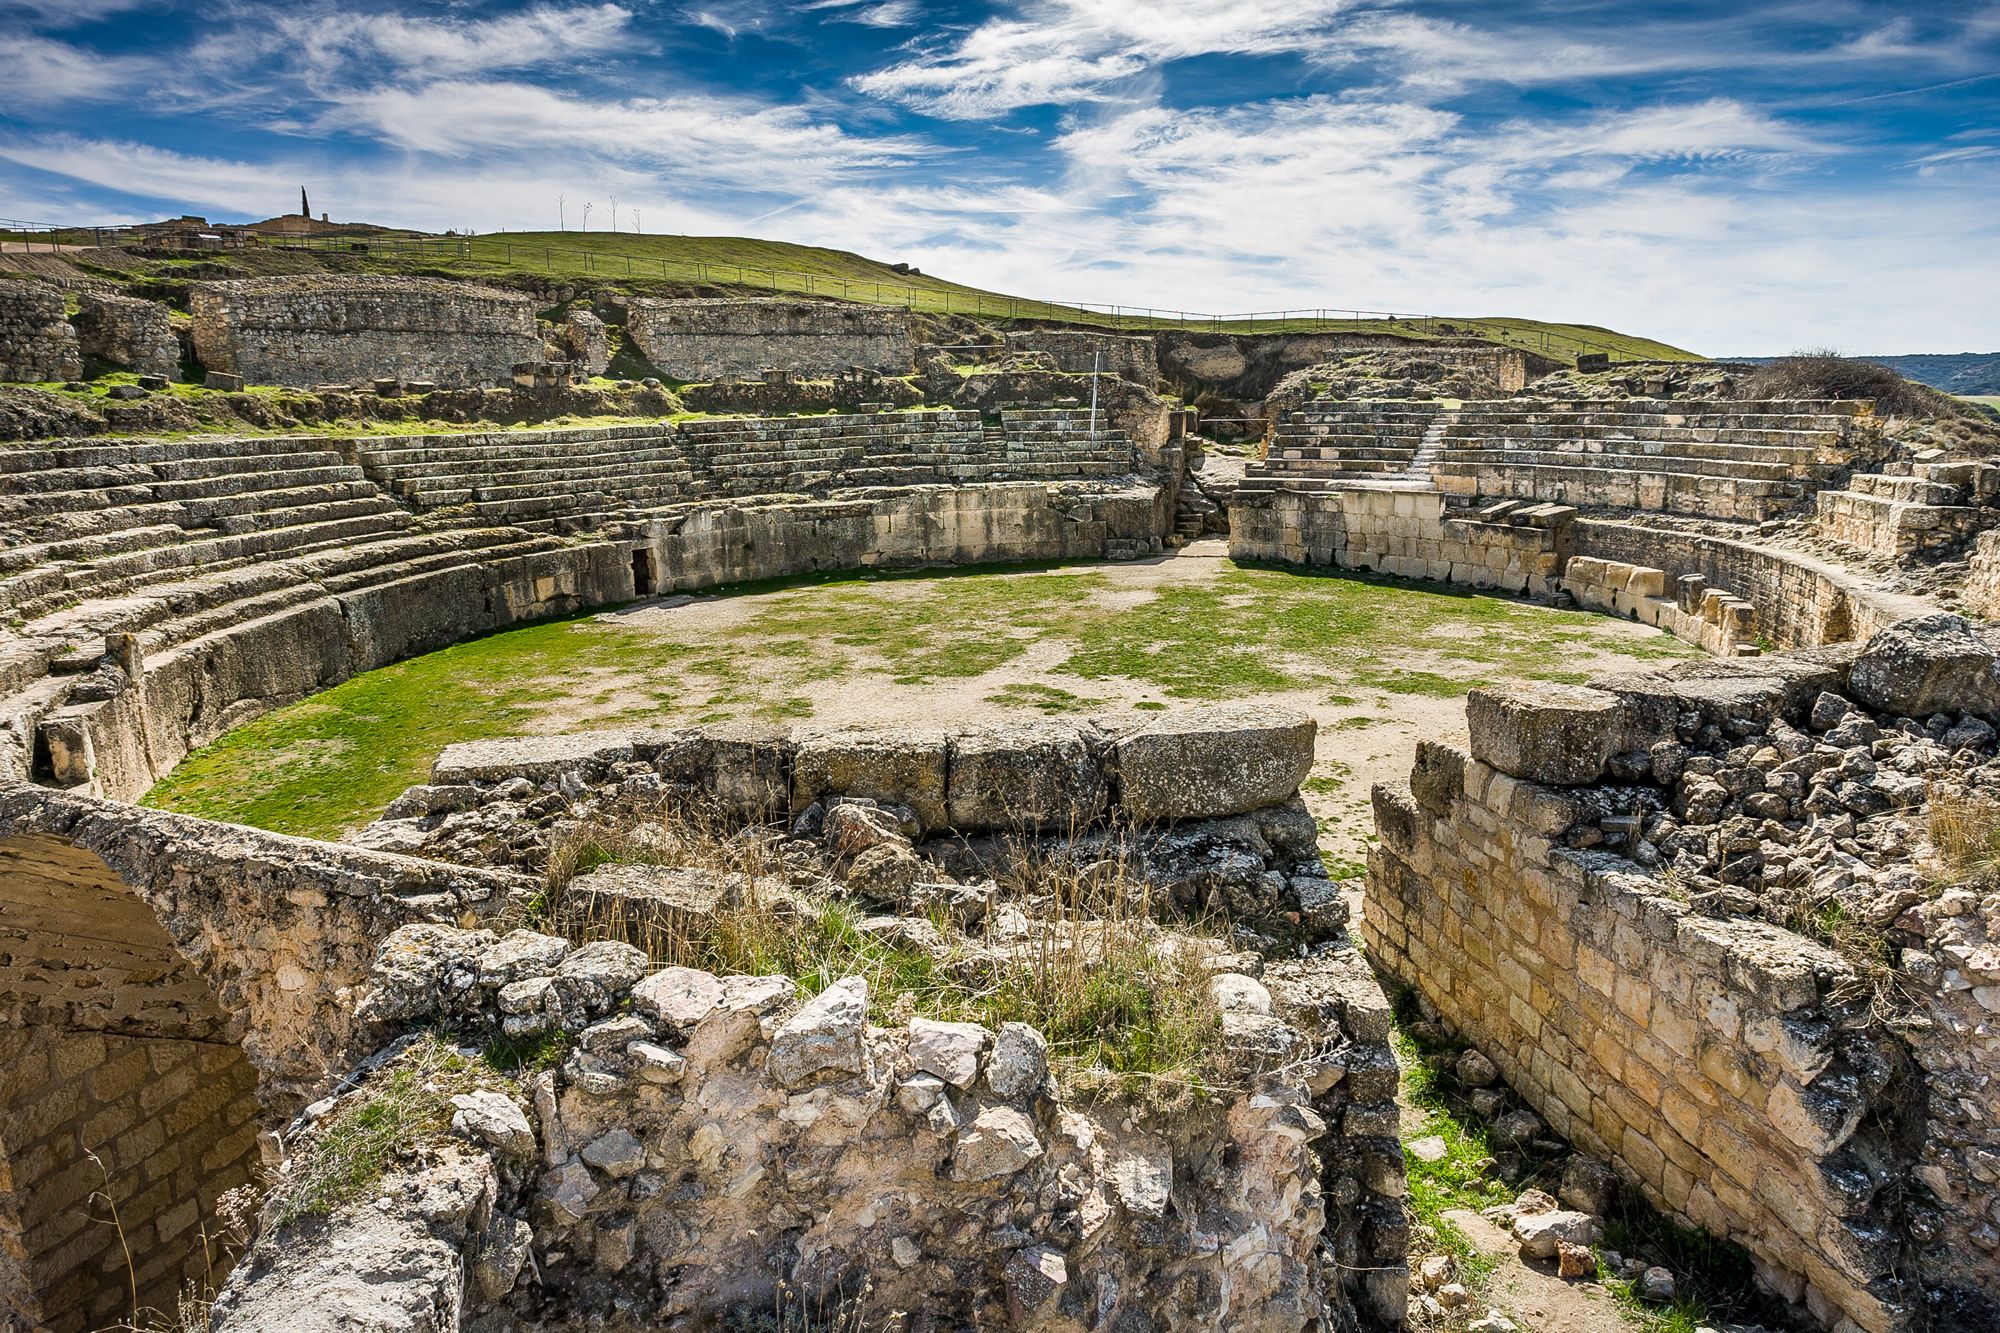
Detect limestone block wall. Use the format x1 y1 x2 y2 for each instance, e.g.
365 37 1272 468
73 293 179 378
0 280 82 383
1365 737 1910 1331
1569 518 1932 650
1561 555 1759 655
1002 330 1159 385
639 481 1167 594
625 297 914 380
1966 530 2000 620
190 276 541 388
0 1028 258 1333
20 539 632 804
1228 486 1567 596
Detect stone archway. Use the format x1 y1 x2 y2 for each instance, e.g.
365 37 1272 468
0 834 263 1333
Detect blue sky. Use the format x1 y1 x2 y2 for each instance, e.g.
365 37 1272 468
1 0 1995 353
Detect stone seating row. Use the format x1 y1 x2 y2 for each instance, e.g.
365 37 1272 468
349 410 1136 532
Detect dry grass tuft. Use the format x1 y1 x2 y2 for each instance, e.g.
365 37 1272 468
532 807 1227 1104
1929 789 2000 891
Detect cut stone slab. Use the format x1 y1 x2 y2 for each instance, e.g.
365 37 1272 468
1113 703 1315 821
562 864 739 949
792 725 950 831
433 730 635 783
946 720 1107 832
1466 683 1625 785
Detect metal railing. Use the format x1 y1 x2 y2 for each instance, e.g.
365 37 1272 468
2 218 1657 360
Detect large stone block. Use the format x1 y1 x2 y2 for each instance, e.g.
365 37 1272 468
792 725 949 830
1113 704 1314 822
1465 683 1625 785
1847 613 2000 719
946 721 1107 832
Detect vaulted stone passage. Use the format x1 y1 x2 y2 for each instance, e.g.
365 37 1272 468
0 834 263 1333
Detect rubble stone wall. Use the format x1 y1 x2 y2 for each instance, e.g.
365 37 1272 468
211 915 1398 1333
189 276 541 388
625 298 913 380
73 293 179 378
0 281 82 383
1001 330 1159 385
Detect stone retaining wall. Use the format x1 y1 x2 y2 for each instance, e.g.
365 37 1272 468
22 540 633 803
1228 487 1932 656
0 280 82 384
190 276 541 388
1002 330 1159 385
1228 485 1568 597
1569 518 1931 650
73 292 179 378
637 479 1166 595
625 297 913 380
1364 652 2000 1332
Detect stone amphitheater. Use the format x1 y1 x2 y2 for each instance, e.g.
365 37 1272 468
2 271 1999 1333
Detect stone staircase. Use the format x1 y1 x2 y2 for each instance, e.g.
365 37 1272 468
1238 401 1446 496
1404 411 1456 483
1815 455 1998 559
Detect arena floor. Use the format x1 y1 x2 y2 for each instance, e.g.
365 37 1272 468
143 541 1698 862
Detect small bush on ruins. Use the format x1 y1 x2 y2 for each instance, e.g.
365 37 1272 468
1743 347 1959 420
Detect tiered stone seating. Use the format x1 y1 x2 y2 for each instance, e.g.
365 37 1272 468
356 424 694 529
1247 402 1445 489
995 409 1142 481
1429 399 1863 522
0 436 564 683
352 410 1140 532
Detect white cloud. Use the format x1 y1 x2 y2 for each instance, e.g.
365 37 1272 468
320 79 928 191
0 33 159 103
269 4 638 81
853 0 1357 118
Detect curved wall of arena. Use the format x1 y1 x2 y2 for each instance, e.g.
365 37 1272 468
1227 486 1929 655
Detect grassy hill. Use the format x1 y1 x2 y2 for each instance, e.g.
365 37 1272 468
265 229 1700 364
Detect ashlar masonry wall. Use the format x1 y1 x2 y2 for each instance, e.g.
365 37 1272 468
1363 683 1920 1333
625 297 914 380
190 276 541 388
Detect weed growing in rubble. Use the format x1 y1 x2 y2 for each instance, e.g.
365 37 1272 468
271 1036 488 1224
534 807 1224 1104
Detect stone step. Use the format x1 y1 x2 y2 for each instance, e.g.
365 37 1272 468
1436 449 1804 483
1845 473 1966 505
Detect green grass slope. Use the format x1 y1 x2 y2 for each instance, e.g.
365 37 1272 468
273 229 1700 363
